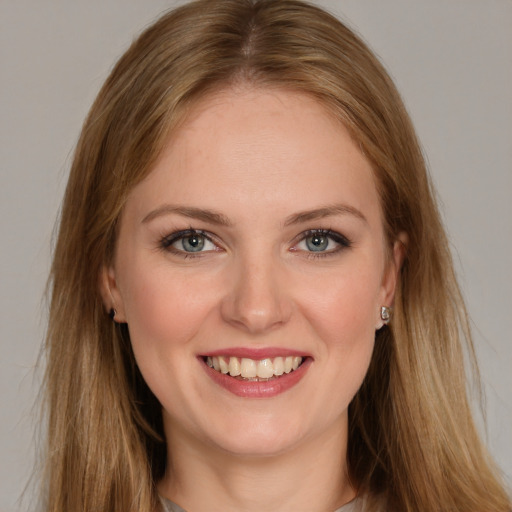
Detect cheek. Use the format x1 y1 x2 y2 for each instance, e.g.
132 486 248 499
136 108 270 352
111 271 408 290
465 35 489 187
118 264 224 411
290 265 381 419
119 262 220 354
298 264 383 344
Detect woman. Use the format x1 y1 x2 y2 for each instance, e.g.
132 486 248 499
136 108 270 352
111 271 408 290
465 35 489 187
42 0 511 511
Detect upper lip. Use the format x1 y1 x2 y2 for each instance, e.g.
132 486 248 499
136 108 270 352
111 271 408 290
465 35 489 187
200 347 312 359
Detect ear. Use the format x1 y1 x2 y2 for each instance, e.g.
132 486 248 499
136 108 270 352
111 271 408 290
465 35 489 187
99 264 127 322
376 232 407 328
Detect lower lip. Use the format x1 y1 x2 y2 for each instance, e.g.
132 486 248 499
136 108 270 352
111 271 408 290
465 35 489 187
200 357 312 398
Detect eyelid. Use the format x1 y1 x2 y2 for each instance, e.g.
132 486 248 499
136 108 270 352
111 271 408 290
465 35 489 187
160 228 222 255
290 229 352 255
158 227 351 259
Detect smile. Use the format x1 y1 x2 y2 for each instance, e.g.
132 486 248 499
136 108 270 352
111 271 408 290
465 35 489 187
200 351 311 398
206 355 303 380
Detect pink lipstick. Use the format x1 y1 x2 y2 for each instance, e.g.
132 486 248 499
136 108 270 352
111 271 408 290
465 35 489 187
199 348 312 398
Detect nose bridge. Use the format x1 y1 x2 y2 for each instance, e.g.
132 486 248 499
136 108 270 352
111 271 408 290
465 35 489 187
221 248 291 334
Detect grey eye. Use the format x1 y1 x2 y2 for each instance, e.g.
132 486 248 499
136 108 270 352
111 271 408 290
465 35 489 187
294 230 350 255
180 233 206 252
162 229 219 255
305 233 330 252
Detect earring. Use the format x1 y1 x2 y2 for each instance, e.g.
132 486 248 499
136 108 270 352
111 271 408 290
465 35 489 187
380 306 392 325
109 308 117 321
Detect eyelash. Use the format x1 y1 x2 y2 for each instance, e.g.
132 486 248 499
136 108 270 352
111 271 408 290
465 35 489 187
159 228 218 259
158 228 352 259
293 229 352 259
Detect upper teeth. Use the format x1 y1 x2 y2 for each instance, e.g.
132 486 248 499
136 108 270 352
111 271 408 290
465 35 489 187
207 356 303 378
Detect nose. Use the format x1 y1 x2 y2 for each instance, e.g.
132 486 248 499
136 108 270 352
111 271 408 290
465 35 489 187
220 253 292 335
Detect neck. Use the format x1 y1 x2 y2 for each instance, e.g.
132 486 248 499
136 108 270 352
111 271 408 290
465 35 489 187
158 416 356 512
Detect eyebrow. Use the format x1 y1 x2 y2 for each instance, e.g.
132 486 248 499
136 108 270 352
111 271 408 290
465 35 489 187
142 205 233 226
142 203 366 227
283 204 367 226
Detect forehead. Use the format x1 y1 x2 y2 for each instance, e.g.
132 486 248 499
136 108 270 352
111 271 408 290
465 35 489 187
125 87 382 226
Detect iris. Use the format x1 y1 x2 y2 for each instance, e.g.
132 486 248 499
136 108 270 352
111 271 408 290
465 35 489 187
305 234 329 252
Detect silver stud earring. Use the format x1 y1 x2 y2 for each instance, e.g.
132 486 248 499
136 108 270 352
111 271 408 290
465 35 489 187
380 306 392 325
109 308 117 321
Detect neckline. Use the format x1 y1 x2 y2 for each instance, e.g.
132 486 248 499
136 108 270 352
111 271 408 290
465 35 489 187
159 495 363 512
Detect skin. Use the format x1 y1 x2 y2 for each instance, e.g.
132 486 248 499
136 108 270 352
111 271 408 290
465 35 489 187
101 88 404 512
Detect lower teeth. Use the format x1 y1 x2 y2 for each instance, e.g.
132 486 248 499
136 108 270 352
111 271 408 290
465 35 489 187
233 375 275 382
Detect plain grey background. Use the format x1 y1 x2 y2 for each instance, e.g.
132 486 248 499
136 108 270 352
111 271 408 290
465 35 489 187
1 1 511 510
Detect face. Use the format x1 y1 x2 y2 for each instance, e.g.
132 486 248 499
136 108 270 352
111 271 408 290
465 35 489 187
102 88 402 458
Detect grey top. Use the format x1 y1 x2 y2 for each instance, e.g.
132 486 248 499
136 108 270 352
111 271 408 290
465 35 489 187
160 495 364 512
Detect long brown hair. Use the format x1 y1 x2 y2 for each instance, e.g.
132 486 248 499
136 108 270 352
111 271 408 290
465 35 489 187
42 1 511 510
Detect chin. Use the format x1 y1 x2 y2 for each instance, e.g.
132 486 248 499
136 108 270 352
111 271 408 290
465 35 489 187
200 413 314 458
212 433 300 459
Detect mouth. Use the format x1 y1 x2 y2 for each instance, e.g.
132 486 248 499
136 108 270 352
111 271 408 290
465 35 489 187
199 351 311 398
203 355 305 381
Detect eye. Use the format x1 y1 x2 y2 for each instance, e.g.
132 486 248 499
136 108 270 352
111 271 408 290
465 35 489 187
293 229 351 255
161 229 218 255
303 233 332 252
